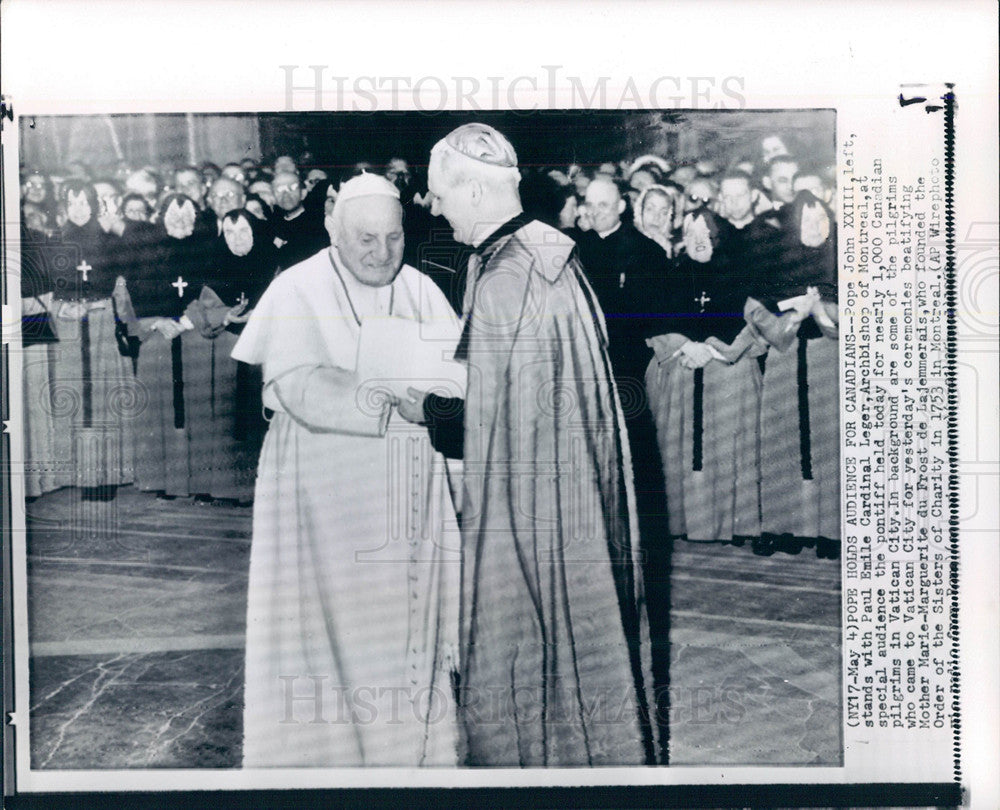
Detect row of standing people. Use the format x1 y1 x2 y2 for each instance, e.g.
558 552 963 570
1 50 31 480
19 152 839 559
568 171 840 559
18 171 332 501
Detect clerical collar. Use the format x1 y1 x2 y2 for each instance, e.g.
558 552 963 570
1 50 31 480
474 214 527 258
596 221 622 239
453 214 526 363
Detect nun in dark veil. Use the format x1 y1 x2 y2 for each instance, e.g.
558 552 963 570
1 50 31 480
117 192 212 496
743 190 839 557
181 208 276 501
48 179 137 498
645 206 763 545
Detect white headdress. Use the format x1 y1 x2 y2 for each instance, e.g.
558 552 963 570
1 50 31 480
329 172 400 233
628 154 672 180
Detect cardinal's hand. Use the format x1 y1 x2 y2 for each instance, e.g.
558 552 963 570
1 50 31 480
396 387 429 425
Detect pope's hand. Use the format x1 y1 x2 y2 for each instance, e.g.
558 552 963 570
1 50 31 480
396 387 429 425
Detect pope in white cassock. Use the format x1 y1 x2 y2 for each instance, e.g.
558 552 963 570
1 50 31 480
232 173 464 767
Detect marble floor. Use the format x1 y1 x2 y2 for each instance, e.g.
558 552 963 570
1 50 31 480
21 485 841 769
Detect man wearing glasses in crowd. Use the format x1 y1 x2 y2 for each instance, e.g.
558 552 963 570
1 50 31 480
207 177 245 234
270 170 328 270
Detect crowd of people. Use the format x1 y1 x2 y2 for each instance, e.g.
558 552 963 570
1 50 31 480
18 121 839 767
19 128 839 557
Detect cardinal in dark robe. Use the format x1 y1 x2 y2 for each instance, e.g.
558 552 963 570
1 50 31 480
575 175 674 753
743 190 839 558
401 125 662 766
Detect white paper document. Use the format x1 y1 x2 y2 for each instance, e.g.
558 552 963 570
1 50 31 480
356 315 467 402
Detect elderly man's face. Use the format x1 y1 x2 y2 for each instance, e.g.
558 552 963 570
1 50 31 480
765 161 799 205
175 171 206 205
427 156 477 245
584 179 625 233
335 196 405 287
208 179 245 220
272 172 305 213
719 177 753 223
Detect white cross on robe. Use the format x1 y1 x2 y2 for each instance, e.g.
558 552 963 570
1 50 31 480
172 276 188 298
76 260 92 282
695 290 711 311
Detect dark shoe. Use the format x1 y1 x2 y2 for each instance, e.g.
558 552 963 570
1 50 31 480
81 485 116 502
816 537 841 559
779 535 804 555
751 535 776 556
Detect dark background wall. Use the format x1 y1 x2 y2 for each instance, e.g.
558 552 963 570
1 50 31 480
20 109 834 178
